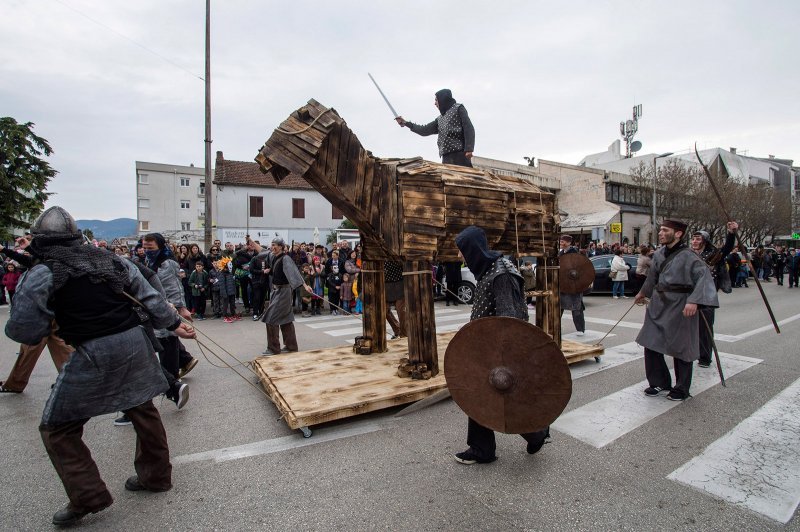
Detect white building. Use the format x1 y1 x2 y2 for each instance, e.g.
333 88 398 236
135 161 206 241
213 151 344 245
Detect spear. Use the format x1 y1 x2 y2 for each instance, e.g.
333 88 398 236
694 143 780 334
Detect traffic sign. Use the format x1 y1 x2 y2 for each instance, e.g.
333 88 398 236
610 223 622 233
792 232 800 240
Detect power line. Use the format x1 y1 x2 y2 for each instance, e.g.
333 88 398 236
52 0 205 82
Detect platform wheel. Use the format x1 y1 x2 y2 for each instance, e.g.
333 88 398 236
300 426 313 438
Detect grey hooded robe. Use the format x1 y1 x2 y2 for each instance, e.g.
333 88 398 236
635 245 718 362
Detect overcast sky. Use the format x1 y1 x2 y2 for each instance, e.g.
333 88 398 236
3 0 798 220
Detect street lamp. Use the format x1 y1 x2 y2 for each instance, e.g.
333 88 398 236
652 152 674 243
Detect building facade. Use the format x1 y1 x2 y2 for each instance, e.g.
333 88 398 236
213 151 344 245
135 161 206 241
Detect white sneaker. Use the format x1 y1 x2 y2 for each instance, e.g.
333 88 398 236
613 296 619 299
576 331 585 336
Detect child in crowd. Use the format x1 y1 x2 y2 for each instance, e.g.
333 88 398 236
216 258 239 322
2 263 23 304
209 261 223 319
327 259 342 315
340 272 353 314
188 262 209 320
352 272 362 314
310 256 325 316
300 264 314 318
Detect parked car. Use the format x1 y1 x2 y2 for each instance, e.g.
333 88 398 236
585 254 644 296
457 267 477 304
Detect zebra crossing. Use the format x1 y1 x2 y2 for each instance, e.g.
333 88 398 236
293 306 800 523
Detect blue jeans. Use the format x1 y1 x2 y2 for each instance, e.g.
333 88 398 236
612 280 625 297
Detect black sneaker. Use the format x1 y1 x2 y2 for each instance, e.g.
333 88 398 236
526 429 551 455
167 382 190 409
114 414 132 426
698 361 711 368
666 390 687 401
454 450 497 465
644 386 670 397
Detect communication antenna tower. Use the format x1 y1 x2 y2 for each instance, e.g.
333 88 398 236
619 104 643 158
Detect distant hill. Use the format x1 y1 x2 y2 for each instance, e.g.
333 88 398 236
76 218 137 240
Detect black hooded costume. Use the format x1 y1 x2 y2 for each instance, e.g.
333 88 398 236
453 226 549 462
405 89 476 167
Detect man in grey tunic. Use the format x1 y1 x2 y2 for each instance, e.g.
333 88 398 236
4 207 196 526
558 235 585 335
634 219 718 402
262 237 312 355
395 88 476 167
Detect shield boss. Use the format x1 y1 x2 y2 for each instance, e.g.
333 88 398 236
559 253 595 294
444 317 572 434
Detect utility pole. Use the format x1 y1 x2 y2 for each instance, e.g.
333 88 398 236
203 0 213 249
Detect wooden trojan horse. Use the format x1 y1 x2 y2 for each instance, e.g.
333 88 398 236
255 99 561 378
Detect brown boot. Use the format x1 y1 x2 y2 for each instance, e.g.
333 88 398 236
266 324 281 354
280 323 298 352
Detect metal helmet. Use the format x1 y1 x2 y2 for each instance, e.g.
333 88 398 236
30 206 80 237
692 230 711 243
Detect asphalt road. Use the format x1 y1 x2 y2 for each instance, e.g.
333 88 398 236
1 281 799 531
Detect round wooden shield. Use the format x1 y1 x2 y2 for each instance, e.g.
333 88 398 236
559 253 595 294
444 317 572 434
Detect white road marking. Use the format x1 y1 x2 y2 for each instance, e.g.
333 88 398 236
552 353 762 448
668 376 800 524
568 342 642 380
735 312 800 339
173 419 386 465
562 330 615 342
713 334 744 343
581 317 642 330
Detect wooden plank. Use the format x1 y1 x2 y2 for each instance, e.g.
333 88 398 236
402 222 445 237
280 115 326 145
253 330 603 429
535 260 561 348
400 190 445 205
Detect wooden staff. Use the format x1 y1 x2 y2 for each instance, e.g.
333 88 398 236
694 143 780 334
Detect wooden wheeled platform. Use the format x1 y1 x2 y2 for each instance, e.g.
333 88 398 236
252 333 603 432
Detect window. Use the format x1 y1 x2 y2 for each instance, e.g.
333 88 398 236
181 222 191 231
140 221 149 231
180 177 190 187
292 198 305 219
180 200 190 209
138 199 150 209
332 205 344 220
138 173 149 185
198 183 205 196
249 196 264 217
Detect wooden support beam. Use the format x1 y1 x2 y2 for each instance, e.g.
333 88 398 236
403 260 439 377
535 257 561 349
361 258 387 353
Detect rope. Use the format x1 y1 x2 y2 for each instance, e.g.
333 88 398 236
275 109 332 136
592 298 646 346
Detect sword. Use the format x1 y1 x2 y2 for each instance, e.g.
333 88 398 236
368 73 399 118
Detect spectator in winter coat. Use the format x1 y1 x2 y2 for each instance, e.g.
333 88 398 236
2 263 23 303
